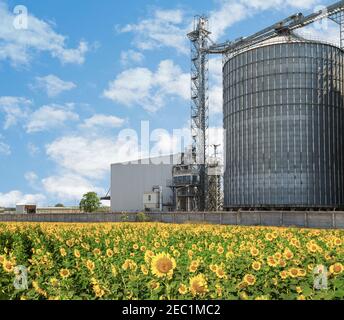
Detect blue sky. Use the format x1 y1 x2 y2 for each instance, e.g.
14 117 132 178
0 0 338 207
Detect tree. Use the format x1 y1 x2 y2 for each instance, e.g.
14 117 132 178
55 203 64 208
79 192 101 213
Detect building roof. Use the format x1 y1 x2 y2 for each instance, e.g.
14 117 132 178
111 153 182 166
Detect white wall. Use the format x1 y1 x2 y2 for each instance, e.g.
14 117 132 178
110 155 179 212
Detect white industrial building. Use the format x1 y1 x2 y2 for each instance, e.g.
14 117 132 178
16 204 37 214
110 154 181 212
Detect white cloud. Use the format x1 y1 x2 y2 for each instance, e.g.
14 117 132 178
0 190 46 207
25 171 38 184
42 174 103 201
209 85 223 114
0 96 32 129
27 142 39 156
120 49 144 66
26 104 79 133
209 0 320 41
81 114 125 129
0 2 88 66
103 59 189 112
46 134 139 179
118 1 321 58
295 20 340 46
209 57 223 114
33 75 76 97
0 141 11 155
118 9 188 54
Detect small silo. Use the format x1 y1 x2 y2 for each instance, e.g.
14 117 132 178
223 35 344 209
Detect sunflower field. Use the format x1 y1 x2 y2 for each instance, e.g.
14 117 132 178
0 222 344 300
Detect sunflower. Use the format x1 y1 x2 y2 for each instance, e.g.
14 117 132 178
74 249 81 259
154 242 160 249
141 265 149 275
274 252 282 260
307 243 318 253
59 268 70 279
173 250 180 257
133 244 139 250
215 267 227 279
81 243 90 251
122 259 137 272
290 238 300 248
60 248 67 257
289 268 299 278
280 271 288 279
297 295 306 300
325 253 332 261
265 233 274 241
243 274 256 286
93 284 105 298
190 260 200 268
140 246 146 252
329 263 343 275
150 252 176 278
267 256 278 267
252 261 261 271
296 286 302 294
178 284 188 295
217 246 224 255
50 278 59 287
144 250 155 264
250 248 259 257
297 268 306 277
106 249 114 258
2 260 14 273
66 239 74 247
215 284 223 297
111 265 118 276
283 249 294 260
189 264 198 273
210 264 218 273
279 259 286 267
255 295 270 300
226 250 234 259
149 281 160 291
86 259 95 272
189 274 208 296
240 292 249 300
93 248 101 256
333 238 342 246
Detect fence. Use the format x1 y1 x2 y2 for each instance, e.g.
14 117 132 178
1 211 344 229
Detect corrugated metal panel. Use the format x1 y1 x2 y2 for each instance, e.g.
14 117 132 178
224 41 344 209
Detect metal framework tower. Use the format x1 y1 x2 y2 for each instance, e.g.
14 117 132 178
207 144 223 211
329 11 344 49
187 16 210 211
